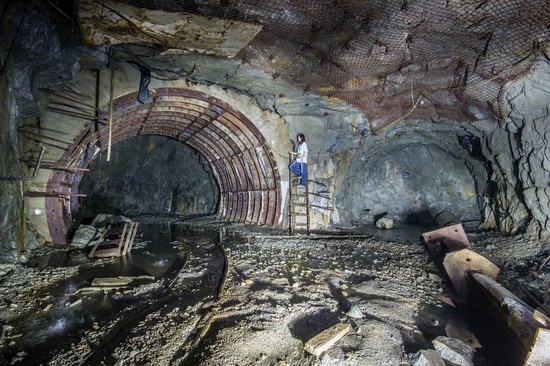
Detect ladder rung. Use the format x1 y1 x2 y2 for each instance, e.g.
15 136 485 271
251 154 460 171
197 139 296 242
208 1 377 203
292 203 308 207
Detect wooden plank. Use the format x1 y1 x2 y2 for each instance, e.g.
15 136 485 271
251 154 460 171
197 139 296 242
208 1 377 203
127 222 139 251
121 223 135 256
91 276 135 287
116 223 129 256
92 247 122 258
304 323 351 357
88 225 110 258
77 285 130 294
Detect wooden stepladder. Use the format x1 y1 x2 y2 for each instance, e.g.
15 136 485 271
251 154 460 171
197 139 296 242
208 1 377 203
289 163 310 235
89 222 139 258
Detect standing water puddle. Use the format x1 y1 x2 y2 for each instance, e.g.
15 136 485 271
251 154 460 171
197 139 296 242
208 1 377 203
0 223 214 365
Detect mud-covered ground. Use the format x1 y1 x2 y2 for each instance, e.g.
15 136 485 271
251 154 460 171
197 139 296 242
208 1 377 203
0 219 549 365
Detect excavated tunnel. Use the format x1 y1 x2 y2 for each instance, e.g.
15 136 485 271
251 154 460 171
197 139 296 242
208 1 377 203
45 88 283 244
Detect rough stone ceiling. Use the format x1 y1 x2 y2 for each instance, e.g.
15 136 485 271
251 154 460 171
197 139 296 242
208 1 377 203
82 0 550 132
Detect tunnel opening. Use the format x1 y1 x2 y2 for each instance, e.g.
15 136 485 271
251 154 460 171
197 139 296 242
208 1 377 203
45 88 282 244
75 135 219 226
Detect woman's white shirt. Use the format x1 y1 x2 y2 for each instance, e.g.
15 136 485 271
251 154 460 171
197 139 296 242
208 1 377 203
296 142 308 164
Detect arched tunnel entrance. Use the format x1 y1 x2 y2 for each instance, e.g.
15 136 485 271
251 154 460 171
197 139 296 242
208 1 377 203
78 135 220 219
46 88 282 244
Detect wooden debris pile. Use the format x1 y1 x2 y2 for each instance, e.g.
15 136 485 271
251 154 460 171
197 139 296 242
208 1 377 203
88 222 139 258
76 275 156 294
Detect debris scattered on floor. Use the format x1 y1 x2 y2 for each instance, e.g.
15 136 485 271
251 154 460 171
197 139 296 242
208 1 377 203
76 275 156 294
0 219 549 365
88 221 139 258
375 216 394 229
304 323 351 357
432 336 475 366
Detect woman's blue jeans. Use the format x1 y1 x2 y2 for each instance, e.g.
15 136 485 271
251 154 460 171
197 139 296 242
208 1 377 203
289 161 307 186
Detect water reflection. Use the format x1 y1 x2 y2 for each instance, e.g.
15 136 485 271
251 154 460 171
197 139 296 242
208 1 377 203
0 223 190 365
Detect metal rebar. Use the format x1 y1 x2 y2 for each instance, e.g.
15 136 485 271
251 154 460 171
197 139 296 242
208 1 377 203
107 64 115 161
0 147 45 181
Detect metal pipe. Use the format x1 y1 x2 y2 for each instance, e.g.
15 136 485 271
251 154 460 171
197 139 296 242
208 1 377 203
46 107 96 121
107 64 115 161
49 92 97 110
0 147 45 181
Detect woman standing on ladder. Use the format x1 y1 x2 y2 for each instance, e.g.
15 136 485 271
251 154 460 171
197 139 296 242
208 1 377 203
289 134 308 187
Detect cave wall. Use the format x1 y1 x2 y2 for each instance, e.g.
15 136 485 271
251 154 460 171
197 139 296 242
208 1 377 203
473 58 550 237
333 58 550 237
1 0 550 261
334 120 488 227
0 0 103 258
0 71 24 261
79 135 219 218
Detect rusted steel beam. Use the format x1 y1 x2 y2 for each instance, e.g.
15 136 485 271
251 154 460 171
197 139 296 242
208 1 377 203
26 191 86 198
211 160 229 192
240 191 249 222
422 224 550 365
253 191 262 224
245 191 253 223
443 248 500 298
421 223 470 257
137 96 158 135
470 272 550 360
46 121 96 244
183 106 225 142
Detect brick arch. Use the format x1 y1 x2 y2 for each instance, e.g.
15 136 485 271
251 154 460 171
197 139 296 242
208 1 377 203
46 88 282 244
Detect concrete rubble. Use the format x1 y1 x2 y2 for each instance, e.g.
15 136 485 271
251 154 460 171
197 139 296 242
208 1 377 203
410 349 445 366
432 336 475 366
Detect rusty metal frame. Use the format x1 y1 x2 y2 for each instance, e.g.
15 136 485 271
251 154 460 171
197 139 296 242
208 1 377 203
421 223 470 257
46 88 282 244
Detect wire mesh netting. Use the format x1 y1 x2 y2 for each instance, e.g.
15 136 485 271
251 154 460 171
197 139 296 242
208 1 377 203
119 0 550 131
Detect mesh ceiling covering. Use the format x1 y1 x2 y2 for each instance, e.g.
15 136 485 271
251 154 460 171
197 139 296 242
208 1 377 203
118 0 550 131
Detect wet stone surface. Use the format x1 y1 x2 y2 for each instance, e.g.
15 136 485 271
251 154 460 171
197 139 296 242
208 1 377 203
0 219 548 365
191 233 456 366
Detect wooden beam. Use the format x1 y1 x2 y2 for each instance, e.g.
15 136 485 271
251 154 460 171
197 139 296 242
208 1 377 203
304 323 351 357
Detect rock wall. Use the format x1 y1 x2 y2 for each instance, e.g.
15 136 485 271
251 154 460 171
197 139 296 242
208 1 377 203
79 135 219 219
473 59 550 237
0 74 24 261
0 0 103 259
1 1 80 117
333 58 550 236
335 120 487 227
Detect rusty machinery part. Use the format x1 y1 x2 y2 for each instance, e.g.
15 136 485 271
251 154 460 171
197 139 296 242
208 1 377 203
46 88 282 244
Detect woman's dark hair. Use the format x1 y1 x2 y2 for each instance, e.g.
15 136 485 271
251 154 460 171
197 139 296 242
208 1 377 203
297 133 306 143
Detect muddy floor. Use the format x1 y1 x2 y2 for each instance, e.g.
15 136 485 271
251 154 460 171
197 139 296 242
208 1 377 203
0 218 549 365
